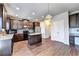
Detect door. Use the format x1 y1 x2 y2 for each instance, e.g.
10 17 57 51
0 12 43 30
51 12 69 45
53 20 64 43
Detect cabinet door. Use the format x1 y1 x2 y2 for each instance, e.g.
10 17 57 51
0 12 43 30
77 14 79 27
69 15 77 28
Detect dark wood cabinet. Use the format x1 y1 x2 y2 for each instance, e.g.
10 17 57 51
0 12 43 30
28 33 42 45
77 14 79 27
69 13 79 28
13 34 24 42
69 36 75 46
69 15 77 28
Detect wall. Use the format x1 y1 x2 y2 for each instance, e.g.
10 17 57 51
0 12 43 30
40 21 51 38
40 22 46 38
51 12 69 45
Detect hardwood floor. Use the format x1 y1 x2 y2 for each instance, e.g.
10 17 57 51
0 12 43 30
12 38 79 56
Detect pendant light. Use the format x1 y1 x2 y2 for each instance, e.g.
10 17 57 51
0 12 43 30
45 3 52 19
44 3 52 27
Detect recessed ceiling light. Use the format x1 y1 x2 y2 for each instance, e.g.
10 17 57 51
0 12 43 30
16 14 18 17
42 16 44 18
16 7 20 10
32 12 35 15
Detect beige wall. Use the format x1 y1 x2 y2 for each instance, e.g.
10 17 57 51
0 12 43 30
40 20 52 38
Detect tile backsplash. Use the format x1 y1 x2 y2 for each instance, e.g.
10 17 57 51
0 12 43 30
69 28 79 33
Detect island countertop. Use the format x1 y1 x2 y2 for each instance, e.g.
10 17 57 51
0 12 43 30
0 34 14 56
0 34 14 40
28 33 41 35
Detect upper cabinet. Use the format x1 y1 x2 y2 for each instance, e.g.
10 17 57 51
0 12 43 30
69 15 76 28
69 13 79 28
77 14 79 27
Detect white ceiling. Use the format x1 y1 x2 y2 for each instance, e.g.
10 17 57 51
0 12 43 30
4 3 79 20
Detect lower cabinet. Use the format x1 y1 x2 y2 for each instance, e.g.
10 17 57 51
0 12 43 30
69 36 75 46
13 34 24 42
0 39 13 56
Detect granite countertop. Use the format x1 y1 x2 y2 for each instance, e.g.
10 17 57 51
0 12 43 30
28 33 41 35
0 34 14 40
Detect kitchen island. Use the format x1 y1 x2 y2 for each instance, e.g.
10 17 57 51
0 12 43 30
28 33 42 45
0 34 14 56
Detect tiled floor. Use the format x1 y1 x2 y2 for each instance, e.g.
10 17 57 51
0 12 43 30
13 38 79 56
